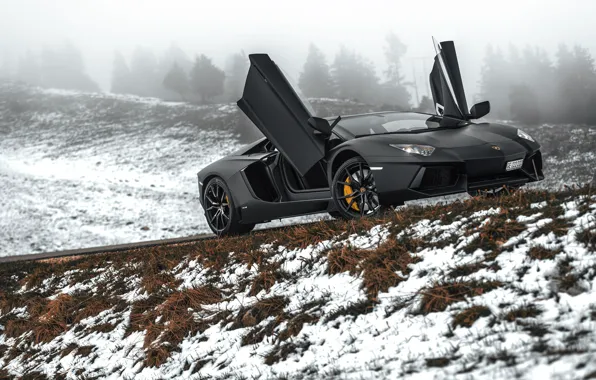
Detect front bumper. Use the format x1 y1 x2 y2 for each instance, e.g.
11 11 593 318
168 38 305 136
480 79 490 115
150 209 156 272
368 150 544 205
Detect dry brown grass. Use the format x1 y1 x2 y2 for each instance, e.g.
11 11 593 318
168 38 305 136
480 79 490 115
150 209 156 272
448 262 487 278
576 229 596 250
504 305 542 321
145 346 171 368
277 313 319 341
326 237 418 300
128 285 225 368
249 266 282 297
528 246 561 260
420 281 502 314
0 186 592 372
533 217 574 239
327 246 366 275
477 215 527 246
4 317 32 338
452 305 492 328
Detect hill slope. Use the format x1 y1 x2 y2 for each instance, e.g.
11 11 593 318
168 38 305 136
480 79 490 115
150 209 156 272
0 187 594 379
0 83 378 257
1 81 594 257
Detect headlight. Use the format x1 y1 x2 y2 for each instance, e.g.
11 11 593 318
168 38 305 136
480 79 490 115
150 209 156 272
517 129 535 142
389 144 435 156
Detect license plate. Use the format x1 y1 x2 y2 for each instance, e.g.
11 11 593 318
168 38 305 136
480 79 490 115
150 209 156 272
506 159 524 171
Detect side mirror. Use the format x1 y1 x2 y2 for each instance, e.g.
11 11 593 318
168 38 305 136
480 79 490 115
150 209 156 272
308 116 333 136
469 101 490 119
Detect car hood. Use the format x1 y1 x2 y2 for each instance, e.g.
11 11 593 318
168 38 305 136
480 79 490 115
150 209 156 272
355 122 521 149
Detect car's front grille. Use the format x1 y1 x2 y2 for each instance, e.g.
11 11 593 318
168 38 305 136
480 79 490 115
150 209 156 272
419 166 458 189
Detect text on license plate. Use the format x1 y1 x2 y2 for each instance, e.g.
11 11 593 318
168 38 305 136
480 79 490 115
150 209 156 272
506 159 524 171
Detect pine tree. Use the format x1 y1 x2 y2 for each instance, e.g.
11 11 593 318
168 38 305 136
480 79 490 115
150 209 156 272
129 46 158 96
163 62 189 100
111 51 131 94
413 95 433 113
224 50 249 101
479 45 510 119
380 32 411 109
156 43 192 99
190 54 225 103
298 43 334 98
554 44 596 123
384 32 407 86
38 43 99 91
331 46 380 104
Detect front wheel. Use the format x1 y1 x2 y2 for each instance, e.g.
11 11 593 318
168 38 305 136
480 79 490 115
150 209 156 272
330 156 382 220
203 177 255 236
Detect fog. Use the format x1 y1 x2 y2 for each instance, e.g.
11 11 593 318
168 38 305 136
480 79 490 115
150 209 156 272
2 0 596 100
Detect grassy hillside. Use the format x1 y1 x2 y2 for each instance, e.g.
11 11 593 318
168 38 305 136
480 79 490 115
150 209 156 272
0 82 390 256
0 186 594 379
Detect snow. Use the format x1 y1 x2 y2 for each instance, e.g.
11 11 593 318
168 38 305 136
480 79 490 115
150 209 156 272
1 191 594 379
0 84 328 257
0 82 594 259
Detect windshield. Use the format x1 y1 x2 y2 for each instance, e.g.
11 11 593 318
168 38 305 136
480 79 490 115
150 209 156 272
335 112 441 137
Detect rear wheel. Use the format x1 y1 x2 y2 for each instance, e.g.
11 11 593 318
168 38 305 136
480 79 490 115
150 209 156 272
203 177 255 236
331 157 382 219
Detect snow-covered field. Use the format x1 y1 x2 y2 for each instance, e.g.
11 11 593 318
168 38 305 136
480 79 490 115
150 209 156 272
0 187 594 379
0 82 594 257
0 84 338 257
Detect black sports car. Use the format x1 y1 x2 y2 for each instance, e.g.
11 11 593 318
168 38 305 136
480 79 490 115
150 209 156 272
197 40 544 236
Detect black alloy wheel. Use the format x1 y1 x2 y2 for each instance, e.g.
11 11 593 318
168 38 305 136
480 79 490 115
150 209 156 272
331 156 382 219
203 177 255 236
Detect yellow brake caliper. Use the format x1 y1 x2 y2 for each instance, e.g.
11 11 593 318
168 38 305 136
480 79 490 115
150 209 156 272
343 176 360 211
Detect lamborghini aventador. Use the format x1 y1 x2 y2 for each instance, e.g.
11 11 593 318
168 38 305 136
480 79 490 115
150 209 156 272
197 39 544 236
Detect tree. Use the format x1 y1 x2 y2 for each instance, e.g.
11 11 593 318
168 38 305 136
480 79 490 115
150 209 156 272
17 50 41 86
0 51 12 79
298 43 334 98
479 45 510 119
556 44 596 123
162 62 189 100
413 95 433 113
224 50 249 101
509 84 540 124
111 51 132 94
190 54 225 103
331 46 380 104
129 46 159 96
157 43 192 99
384 32 407 86
38 43 99 91
159 43 193 75
379 33 411 109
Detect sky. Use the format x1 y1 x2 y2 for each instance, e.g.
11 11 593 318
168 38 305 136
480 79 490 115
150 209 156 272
1 0 595 102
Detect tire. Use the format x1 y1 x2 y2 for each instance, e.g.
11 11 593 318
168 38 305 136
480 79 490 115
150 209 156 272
328 211 342 219
203 177 255 236
330 156 382 220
